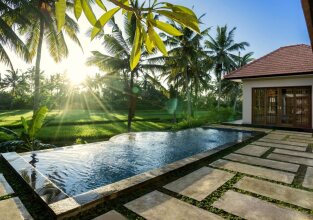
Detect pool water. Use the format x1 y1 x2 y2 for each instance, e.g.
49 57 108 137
22 128 252 196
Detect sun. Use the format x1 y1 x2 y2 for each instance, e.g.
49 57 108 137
66 71 86 85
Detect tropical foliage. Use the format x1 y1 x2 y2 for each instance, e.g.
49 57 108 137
0 106 55 152
205 25 249 110
158 21 212 117
0 0 254 136
87 15 165 131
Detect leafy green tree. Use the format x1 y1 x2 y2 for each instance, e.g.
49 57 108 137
87 16 164 132
0 0 30 69
1 69 27 108
158 22 212 116
205 25 249 110
18 0 82 113
222 52 254 111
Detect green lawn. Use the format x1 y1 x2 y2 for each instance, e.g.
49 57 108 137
34 121 170 144
0 109 233 146
0 109 194 126
0 109 205 145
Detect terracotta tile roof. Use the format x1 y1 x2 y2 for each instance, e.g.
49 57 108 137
224 44 313 79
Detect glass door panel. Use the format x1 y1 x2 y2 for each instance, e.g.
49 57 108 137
294 87 311 128
280 88 295 126
266 88 278 125
252 88 266 125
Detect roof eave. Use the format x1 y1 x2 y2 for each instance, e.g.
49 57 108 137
224 71 313 80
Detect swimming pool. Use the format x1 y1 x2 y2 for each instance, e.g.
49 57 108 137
21 127 252 197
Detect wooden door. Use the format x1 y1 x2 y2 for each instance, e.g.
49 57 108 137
252 87 311 128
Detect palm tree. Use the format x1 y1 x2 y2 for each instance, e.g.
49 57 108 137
2 69 25 108
17 0 82 113
157 22 212 117
205 25 249 110
223 52 254 112
87 16 164 132
0 0 31 69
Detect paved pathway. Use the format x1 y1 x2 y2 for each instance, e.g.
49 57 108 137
103 126 313 220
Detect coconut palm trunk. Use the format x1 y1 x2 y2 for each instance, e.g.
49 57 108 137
127 70 136 132
217 75 222 110
33 18 44 113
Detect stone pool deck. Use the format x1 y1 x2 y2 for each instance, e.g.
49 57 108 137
94 126 313 220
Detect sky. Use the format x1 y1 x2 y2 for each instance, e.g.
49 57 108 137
1 0 310 84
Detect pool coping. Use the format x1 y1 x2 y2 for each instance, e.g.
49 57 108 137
1 127 265 219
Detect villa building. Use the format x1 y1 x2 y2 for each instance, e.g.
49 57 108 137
224 44 313 129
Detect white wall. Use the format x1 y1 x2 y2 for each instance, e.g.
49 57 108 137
242 75 313 128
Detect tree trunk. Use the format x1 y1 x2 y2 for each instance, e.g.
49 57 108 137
193 83 199 117
33 18 44 113
217 76 221 111
186 81 192 117
185 70 192 117
233 96 237 112
127 71 136 132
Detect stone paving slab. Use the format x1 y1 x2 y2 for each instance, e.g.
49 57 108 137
268 153 313 166
303 167 313 189
235 176 313 210
0 174 14 197
258 138 308 147
253 141 307 151
271 130 312 137
210 159 295 184
224 153 299 172
0 197 33 220
287 138 313 144
93 210 127 220
263 134 286 140
213 190 313 220
163 167 234 201
125 191 223 220
273 149 313 159
289 135 313 141
235 145 270 157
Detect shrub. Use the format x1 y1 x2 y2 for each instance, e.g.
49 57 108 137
171 107 236 130
0 131 15 142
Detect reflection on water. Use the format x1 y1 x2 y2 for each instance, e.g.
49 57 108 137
22 128 252 196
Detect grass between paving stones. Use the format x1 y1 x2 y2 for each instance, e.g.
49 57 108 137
282 135 289 141
260 147 275 158
293 165 307 186
0 194 13 201
308 143 313 153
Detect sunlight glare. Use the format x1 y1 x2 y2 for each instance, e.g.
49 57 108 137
66 71 86 85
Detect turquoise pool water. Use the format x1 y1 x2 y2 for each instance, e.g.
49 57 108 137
22 127 252 196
